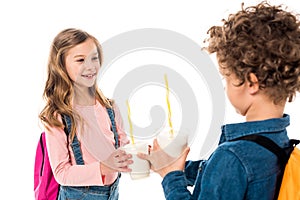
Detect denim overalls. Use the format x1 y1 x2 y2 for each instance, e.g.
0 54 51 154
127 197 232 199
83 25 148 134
58 108 120 200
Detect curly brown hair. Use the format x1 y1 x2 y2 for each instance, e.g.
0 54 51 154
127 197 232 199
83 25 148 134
205 1 300 104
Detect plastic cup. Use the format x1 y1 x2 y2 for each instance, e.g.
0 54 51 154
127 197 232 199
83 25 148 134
121 142 150 180
156 130 188 158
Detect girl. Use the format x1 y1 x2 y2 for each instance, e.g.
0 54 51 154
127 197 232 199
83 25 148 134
39 28 132 200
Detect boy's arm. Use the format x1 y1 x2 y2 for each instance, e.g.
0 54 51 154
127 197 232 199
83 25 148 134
161 149 247 200
161 160 202 200
162 170 192 200
185 160 202 186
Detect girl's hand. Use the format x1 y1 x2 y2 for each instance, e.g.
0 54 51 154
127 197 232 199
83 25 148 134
100 149 133 175
137 139 190 177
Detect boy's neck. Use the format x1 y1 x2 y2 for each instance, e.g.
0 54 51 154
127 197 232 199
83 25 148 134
245 96 285 121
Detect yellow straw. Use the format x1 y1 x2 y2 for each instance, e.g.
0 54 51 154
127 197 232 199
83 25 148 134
126 100 135 144
164 74 174 136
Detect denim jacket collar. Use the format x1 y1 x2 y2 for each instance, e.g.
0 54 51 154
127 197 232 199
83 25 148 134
219 114 290 144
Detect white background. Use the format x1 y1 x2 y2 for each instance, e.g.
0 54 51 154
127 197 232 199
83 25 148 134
1 0 300 199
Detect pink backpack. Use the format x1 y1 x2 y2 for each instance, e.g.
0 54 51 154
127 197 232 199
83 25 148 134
34 132 60 200
34 114 72 200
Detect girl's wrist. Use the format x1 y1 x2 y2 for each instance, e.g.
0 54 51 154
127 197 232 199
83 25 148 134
100 162 109 176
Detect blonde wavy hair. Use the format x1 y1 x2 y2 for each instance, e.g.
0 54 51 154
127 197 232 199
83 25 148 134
39 28 111 140
205 1 300 104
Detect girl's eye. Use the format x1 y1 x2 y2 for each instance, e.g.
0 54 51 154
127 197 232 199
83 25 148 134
92 56 99 61
76 58 85 63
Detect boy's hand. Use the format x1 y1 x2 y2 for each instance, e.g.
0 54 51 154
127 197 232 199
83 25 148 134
137 139 190 177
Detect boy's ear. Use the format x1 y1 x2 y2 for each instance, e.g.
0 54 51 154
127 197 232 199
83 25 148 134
248 73 259 94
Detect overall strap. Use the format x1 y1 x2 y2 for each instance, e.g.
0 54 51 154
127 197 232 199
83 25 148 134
106 107 119 149
61 107 120 166
62 115 84 165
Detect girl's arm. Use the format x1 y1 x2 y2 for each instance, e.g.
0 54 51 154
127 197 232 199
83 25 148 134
45 116 103 186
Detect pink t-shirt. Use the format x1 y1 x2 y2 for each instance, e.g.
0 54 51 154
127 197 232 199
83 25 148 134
45 101 129 186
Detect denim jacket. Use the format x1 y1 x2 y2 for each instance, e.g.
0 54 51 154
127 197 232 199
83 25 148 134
162 114 291 200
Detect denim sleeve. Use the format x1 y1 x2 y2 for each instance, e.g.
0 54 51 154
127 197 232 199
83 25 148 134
161 161 202 200
161 170 192 200
162 149 248 200
198 148 248 199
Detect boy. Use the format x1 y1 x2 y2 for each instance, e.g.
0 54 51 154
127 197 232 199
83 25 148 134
139 2 300 199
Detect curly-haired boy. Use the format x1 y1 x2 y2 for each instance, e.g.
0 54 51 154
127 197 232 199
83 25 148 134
139 1 300 199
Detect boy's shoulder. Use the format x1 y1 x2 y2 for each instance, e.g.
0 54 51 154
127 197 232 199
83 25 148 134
213 137 279 177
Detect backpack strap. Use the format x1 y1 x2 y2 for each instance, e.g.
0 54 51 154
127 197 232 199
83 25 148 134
289 139 300 147
233 135 289 166
232 134 300 200
38 133 46 176
106 107 119 149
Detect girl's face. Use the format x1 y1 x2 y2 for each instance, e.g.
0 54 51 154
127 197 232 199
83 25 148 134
65 38 100 89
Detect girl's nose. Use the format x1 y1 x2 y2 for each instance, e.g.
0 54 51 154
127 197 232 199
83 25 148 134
83 59 99 71
83 59 93 68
